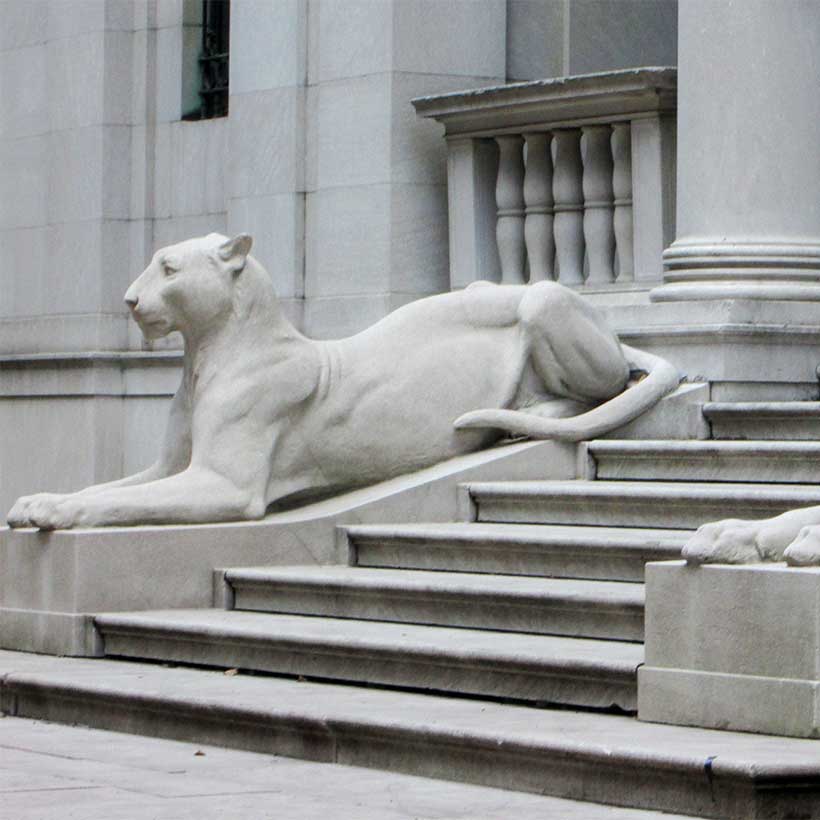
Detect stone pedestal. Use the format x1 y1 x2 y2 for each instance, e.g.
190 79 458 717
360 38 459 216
603 298 820 401
639 561 820 738
0 440 574 657
653 0 820 301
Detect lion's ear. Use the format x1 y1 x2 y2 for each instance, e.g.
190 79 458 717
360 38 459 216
218 234 253 271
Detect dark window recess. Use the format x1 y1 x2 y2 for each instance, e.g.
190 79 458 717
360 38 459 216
185 0 229 120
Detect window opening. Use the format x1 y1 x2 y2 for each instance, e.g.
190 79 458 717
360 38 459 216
183 0 230 121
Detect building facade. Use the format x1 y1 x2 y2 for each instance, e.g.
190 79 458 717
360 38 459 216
0 0 677 513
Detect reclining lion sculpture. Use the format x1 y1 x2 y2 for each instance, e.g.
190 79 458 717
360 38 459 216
7 233 680 530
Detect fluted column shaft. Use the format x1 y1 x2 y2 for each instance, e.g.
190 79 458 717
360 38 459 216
655 0 820 301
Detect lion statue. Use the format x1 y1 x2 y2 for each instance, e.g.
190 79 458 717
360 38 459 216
7 233 680 530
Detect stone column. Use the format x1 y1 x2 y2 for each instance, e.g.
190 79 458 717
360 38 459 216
653 0 820 301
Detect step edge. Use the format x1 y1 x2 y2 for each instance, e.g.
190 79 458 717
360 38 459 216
2 672 811 781
225 579 645 609
346 532 689 551
96 623 641 679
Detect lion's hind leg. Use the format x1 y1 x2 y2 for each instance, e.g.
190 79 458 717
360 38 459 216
454 282 631 440
518 281 629 401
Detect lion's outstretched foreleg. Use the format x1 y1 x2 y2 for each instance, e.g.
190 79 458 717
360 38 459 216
18 465 265 529
7 381 193 528
14 404 272 529
683 505 820 566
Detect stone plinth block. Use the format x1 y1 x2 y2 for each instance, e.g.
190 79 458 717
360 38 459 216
604 297 820 400
639 561 820 738
0 439 574 658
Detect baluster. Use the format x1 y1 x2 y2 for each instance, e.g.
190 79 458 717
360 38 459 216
552 130 584 285
494 136 526 284
582 125 615 285
523 133 554 282
611 123 634 282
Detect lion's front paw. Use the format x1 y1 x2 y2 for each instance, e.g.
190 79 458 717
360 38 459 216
7 493 58 528
7 496 32 528
681 519 764 565
784 525 820 566
24 494 83 531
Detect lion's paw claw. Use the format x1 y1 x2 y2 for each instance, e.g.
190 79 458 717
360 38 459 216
784 526 820 566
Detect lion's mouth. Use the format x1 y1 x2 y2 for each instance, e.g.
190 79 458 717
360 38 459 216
133 313 171 337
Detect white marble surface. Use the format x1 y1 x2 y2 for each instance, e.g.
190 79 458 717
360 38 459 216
657 0 820 300
230 0 307 94
0 716 688 820
0 437 575 655
641 561 820 736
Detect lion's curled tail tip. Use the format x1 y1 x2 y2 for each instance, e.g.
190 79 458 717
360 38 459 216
453 410 491 430
454 408 566 440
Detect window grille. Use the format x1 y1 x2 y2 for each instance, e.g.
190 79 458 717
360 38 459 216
185 0 230 120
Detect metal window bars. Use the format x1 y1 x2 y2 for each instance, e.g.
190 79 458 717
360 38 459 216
194 0 230 120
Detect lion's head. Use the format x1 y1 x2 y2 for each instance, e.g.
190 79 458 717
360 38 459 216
124 233 257 340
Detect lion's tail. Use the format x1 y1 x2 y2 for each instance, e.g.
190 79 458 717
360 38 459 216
453 345 681 442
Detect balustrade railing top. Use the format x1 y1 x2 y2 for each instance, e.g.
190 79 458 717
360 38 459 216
413 68 677 292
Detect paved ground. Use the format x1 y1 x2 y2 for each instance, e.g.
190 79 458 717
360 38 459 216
0 715 690 819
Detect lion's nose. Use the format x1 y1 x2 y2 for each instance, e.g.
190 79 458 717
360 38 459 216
124 293 138 309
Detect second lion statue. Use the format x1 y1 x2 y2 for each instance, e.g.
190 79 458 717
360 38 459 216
7 233 680 529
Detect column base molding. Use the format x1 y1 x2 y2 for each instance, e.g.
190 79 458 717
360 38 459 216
653 240 820 301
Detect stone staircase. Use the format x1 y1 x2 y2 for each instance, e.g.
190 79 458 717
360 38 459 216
6 400 820 818
704 400 820 440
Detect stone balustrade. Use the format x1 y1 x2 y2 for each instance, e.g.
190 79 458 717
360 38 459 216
413 68 676 290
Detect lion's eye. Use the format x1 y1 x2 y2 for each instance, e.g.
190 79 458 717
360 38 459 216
163 263 178 277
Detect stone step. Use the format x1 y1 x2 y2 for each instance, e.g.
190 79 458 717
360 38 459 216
95 609 642 711
4 651 820 820
704 401 820 440
345 522 685 582
0 715 700 820
225 566 645 641
589 439 820 483
465 480 820 529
